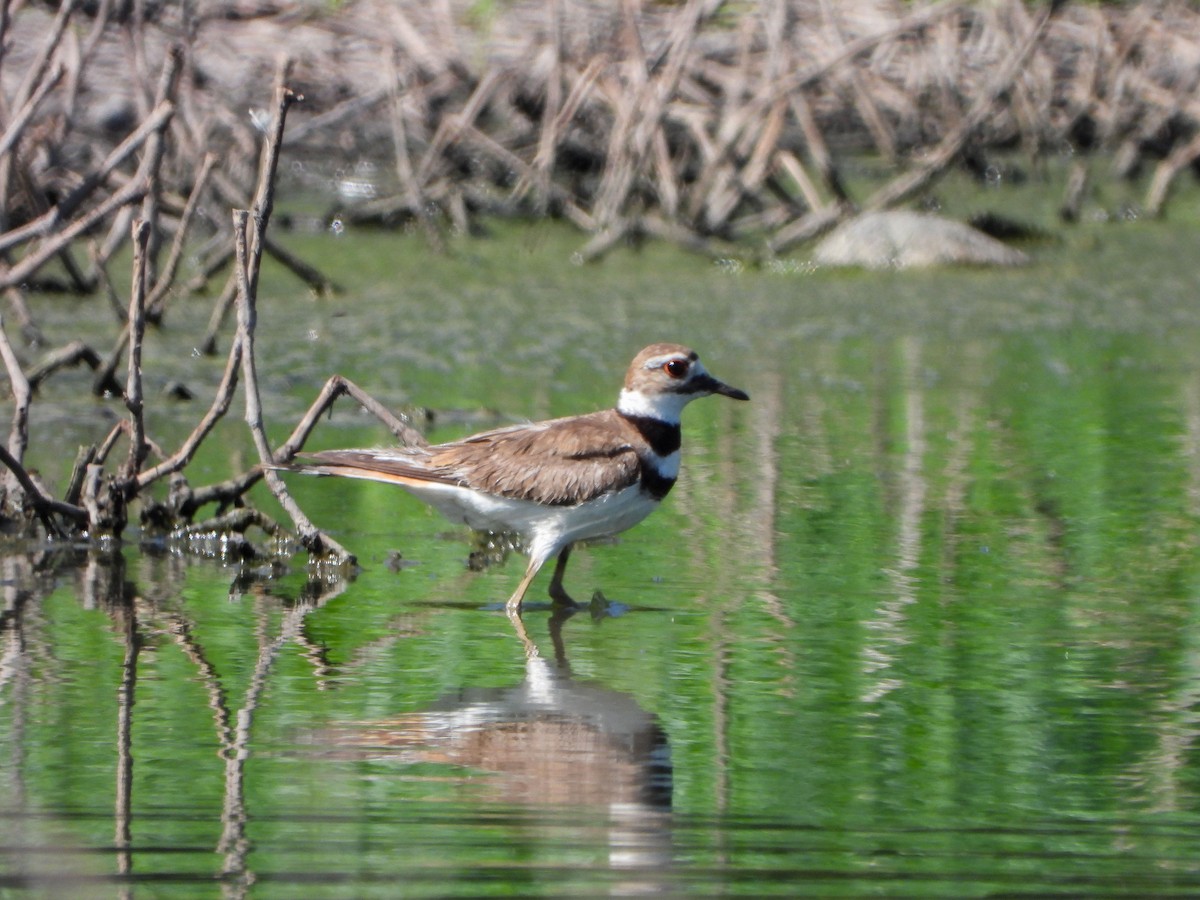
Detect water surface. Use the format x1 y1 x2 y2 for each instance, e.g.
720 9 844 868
4 169 1200 896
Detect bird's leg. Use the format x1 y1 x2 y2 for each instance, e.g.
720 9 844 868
506 607 540 658
547 545 577 607
505 558 543 615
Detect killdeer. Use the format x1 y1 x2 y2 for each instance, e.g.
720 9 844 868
291 343 749 613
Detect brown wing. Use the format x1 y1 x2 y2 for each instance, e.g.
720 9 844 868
431 410 642 506
299 411 643 507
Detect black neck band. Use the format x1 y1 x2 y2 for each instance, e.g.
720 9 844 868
619 413 682 456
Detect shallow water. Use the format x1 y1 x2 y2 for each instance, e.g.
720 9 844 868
4 167 1200 896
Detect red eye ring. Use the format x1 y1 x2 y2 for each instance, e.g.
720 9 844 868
663 359 689 379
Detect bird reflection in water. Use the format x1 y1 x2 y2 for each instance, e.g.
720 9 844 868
334 606 674 874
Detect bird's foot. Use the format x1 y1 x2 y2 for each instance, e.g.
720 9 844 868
548 584 584 610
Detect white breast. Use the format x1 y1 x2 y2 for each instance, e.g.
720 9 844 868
650 449 681 480
397 480 660 569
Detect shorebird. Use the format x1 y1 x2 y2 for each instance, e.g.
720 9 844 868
291 343 749 613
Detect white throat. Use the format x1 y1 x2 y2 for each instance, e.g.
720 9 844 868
618 388 690 424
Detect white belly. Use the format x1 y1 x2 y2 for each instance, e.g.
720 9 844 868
401 481 660 567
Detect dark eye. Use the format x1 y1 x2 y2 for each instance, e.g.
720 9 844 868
663 359 689 379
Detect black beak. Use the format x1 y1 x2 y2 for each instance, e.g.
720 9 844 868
695 373 750 401
716 381 750 401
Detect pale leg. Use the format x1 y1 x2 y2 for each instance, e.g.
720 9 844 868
505 557 543 615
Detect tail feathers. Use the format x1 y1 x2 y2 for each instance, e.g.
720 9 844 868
267 459 405 485
269 452 461 490
270 461 345 478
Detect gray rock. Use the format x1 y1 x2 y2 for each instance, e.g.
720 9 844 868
814 210 1029 270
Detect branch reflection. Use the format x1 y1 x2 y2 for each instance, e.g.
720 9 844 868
2 551 676 894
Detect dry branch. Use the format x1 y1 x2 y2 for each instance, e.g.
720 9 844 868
145 152 217 322
275 375 428 462
4 0 1200 554
0 62 64 160
228 75 354 563
862 2 1061 213
5 0 1200 276
0 104 174 289
122 219 151 481
1145 130 1200 218
0 443 87 533
171 370 425 527
135 336 242 493
26 340 102 391
0 101 174 256
0 317 31 470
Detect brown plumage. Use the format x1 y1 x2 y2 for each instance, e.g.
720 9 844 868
287 343 749 613
303 409 653 507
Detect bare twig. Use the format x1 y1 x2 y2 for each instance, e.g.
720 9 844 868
61 444 95 509
145 151 217 322
764 203 851 257
0 444 87 532
171 507 286 541
3 287 40 345
262 236 338 296
9 0 78 116
26 340 102 391
234 208 352 562
92 325 129 397
135 337 242 491
861 3 1060 213
0 105 174 289
0 101 175 256
175 372 424 522
274 374 428 463
229 73 354 562
1145 129 1200 217
0 316 31 471
136 43 185 291
122 219 151 481
93 421 128 468
0 61 65 160
1 311 87 533
768 1 1059 255
386 56 445 251
819 0 896 163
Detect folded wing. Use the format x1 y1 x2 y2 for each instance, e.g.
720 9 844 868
298 411 642 507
